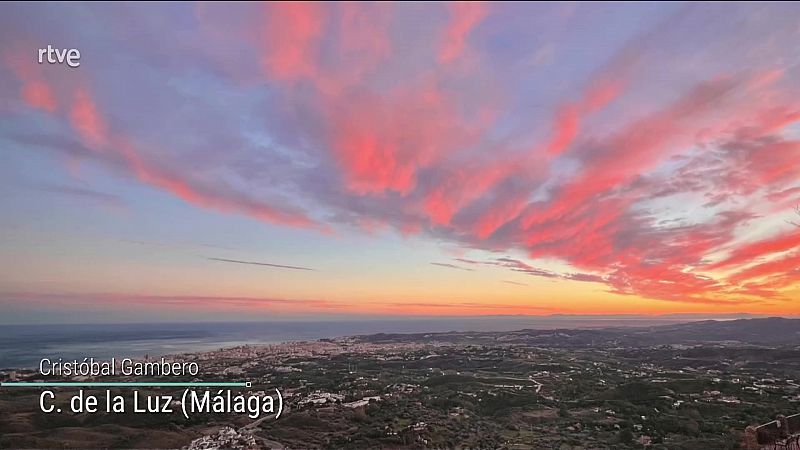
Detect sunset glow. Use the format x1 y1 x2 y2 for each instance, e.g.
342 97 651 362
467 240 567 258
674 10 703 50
1 2 799 323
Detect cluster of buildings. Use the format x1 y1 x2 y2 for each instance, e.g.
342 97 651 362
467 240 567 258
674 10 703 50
184 426 259 450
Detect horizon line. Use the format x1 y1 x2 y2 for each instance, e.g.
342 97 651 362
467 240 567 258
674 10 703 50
1 313 796 327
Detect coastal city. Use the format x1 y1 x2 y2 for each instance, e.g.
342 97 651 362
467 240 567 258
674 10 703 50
3 1 800 449
2 318 799 449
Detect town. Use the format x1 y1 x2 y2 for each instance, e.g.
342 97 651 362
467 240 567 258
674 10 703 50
1 318 799 449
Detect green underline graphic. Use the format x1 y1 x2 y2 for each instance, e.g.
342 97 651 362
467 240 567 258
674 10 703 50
0 382 249 388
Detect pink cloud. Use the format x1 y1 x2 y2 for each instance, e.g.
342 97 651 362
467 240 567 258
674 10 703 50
260 3 324 81
5 3 800 309
70 89 108 149
9 75 326 230
3 48 58 112
439 2 488 64
545 79 623 156
330 81 477 195
21 80 57 112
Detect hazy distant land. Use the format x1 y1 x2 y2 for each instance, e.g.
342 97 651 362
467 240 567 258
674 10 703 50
0 314 768 368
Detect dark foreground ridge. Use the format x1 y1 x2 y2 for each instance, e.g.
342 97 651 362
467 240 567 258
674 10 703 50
744 412 800 449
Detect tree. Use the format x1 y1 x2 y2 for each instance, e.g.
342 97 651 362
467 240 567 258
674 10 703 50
791 206 800 228
619 428 633 444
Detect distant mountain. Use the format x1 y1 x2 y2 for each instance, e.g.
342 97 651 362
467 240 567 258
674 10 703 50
356 317 800 347
634 317 800 345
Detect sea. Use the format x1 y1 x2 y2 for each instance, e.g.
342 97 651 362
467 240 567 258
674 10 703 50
0 316 733 369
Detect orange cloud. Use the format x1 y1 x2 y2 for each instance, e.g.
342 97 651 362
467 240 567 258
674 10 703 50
0 291 348 314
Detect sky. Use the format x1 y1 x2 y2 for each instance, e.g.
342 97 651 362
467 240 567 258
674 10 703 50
0 2 799 324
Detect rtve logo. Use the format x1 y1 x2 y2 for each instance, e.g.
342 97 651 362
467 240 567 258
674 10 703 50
38 45 81 68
